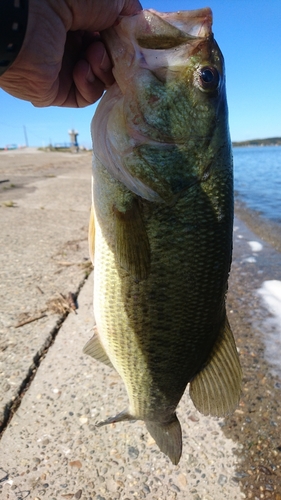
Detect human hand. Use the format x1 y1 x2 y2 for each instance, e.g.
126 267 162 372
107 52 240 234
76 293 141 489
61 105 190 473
0 0 142 107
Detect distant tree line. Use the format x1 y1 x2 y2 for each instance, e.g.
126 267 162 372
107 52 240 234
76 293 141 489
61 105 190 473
232 137 281 147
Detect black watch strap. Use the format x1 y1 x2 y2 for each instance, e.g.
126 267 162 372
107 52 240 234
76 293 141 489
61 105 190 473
0 0 29 77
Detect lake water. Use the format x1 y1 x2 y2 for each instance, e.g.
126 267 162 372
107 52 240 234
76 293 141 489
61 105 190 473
233 145 281 225
233 146 281 378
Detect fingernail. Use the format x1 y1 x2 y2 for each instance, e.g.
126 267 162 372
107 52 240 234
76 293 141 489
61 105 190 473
99 49 112 72
86 65 95 83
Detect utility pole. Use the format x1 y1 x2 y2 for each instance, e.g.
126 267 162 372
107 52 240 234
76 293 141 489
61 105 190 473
23 125 29 147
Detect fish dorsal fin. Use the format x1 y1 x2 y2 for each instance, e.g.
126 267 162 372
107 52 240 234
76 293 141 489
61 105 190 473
88 204 95 265
114 198 150 281
189 316 242 417
145 415 182 465
83 331 114 369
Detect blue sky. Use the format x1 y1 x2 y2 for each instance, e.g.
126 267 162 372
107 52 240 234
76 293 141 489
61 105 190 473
0 0 280 148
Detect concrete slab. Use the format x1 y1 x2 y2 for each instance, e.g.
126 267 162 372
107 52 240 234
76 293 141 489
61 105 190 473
0 274 243 500
0 151 92 428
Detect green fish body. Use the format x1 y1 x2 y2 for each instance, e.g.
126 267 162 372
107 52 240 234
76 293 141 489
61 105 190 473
85 8 242 465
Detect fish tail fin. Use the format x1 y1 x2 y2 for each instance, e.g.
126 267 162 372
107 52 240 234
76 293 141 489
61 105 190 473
189 315 242 417
145 415 182 465
96 409 135 428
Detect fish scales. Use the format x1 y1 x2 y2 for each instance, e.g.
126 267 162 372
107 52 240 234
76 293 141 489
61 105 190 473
85 7 242 465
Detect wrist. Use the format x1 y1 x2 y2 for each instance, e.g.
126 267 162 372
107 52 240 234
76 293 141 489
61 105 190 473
0 0 71 81
0 0 29 76
0 0 71 104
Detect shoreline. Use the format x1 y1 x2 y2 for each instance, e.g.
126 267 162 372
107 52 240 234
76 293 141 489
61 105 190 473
235 197 281 254
225 212 281 498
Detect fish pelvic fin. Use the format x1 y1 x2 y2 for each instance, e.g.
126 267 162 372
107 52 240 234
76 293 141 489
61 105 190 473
114 197 150 281
88 204 95 264
145 415 182 465
189 315 242 417
83 329 115 370
96 409 135 427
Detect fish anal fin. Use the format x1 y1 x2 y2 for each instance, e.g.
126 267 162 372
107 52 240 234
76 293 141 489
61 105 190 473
96 409 134 427
88 204 95 264
83 330 114 370
114 198 150 281
189 316 242 417
145 415 182 465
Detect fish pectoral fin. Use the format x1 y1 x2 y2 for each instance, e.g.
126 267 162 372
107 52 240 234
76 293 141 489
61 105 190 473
114 198 150 281
145 416 182 466
88 204 95 264
96 409 135 427
83 330 114 369
189 315 242 417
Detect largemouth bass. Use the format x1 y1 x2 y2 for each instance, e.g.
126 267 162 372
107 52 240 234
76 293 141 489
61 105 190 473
84 7 242 465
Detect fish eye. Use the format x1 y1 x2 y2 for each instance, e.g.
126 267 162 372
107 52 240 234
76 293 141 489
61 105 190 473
198 66 220 92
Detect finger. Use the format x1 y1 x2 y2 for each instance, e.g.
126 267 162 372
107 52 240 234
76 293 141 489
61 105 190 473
72 40 115 107
73 59 105 107
85 41 115 89
122 0 143 16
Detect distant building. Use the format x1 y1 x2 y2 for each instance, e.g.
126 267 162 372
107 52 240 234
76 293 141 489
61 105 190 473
68 129 79 152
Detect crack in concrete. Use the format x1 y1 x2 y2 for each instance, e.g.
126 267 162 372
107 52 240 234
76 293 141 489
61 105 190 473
0 275 89 439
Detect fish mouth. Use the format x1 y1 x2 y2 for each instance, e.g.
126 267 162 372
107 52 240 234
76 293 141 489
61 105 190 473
114 7 213 40
135 8 213 47
102 8 214 93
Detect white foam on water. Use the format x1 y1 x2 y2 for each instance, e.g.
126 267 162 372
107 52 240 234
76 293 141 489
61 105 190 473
258 280 281 378
243 257 257 263
248 240 263 252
